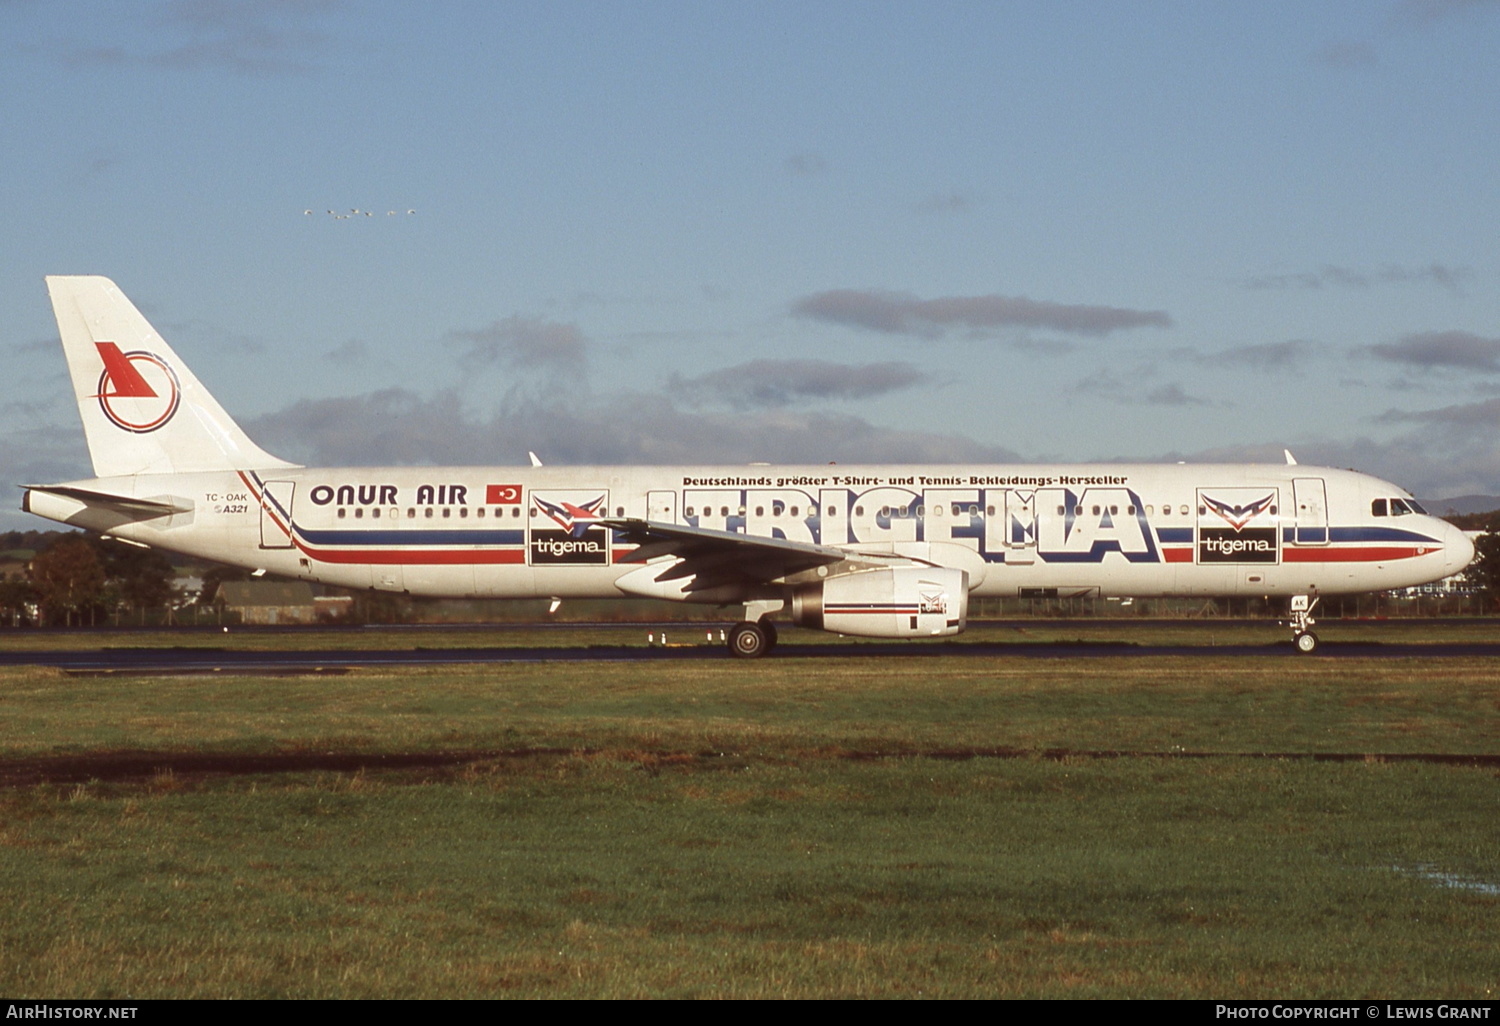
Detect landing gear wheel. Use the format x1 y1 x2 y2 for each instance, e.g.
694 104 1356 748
728 621 770 659
1286 595 1320 654
760 619 778 653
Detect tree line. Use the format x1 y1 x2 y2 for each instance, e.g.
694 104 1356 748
0 530 251 627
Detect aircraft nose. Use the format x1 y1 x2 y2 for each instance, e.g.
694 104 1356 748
1441 521 1475 577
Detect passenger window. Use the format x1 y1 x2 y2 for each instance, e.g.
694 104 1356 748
855 506 864 516
756 506 764 517
354 508 363 519
459 507 468 518
407 508 416 518
790 506 799 517
442 508 451 518
1180 505 1189 516
686 507 695 517
337 508 346 519
372 508 381 519
1372 499 1387 517
1091 505 1100 516
425 508 434 518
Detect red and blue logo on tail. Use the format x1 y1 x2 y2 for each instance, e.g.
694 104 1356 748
93 341 180 433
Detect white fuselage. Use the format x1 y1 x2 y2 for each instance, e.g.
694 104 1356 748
28 461 1474 602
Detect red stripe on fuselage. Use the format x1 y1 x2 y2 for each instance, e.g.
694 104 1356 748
1283 546 1422 563
296 544 526 565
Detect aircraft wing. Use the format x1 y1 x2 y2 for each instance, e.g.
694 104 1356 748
600 517 848 593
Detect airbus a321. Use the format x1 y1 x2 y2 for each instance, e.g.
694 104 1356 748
22 276 1475 655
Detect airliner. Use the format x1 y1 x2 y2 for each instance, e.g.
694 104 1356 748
22 276 1474 655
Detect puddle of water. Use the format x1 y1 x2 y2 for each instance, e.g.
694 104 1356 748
1389 862 1500 896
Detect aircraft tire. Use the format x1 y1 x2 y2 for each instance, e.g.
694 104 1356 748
1294 631 1319 655
760 619 778 652
729 621 770 659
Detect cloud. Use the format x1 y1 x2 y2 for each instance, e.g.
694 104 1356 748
792 289 1172 338
914 191 976 214
45 0 338 75
1241 263 1470 292
1213 340 1315 371
447 316 587 373
242 388 1023 469
1074 368 1217 407
671 359 927 410
1368 331 1500 372
1142 383 1211 407
784 153 827 176
322 339 368 365
1375 396 1500 428
1313 40 1379 68
1397 0 1500 24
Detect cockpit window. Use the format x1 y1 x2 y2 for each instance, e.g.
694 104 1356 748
1372 499 1387 517
1408 499 1427 515
1390 498 1412 516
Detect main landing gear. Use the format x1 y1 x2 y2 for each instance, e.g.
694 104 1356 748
728 619 778 659
1287 595 1320 654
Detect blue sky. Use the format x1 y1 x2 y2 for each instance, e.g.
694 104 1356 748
5 0 1500 529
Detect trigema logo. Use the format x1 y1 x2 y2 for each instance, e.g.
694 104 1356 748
93 341 181 433
1196 489 1279 565
529 491 610 566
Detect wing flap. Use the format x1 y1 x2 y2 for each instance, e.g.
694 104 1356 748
601 516 847 591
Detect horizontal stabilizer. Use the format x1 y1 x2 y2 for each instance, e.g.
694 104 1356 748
22 484 191 517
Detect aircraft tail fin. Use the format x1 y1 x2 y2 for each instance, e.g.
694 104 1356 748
46 275 298 478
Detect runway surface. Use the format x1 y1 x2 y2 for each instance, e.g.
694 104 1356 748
5 638 1500 673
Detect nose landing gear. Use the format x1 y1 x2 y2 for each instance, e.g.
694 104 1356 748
1287 595 1320 654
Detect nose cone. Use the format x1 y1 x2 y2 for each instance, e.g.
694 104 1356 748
1441 522 1476 577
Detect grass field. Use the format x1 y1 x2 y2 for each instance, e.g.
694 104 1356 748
5 616 1500 651
0 641 1497 998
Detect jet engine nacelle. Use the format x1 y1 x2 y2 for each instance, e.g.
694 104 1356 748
791 566 968 639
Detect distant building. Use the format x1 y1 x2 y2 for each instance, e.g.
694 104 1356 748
215 580 352 624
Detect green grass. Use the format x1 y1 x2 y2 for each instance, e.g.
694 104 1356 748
5 616 1500 652
1 656 1497 997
